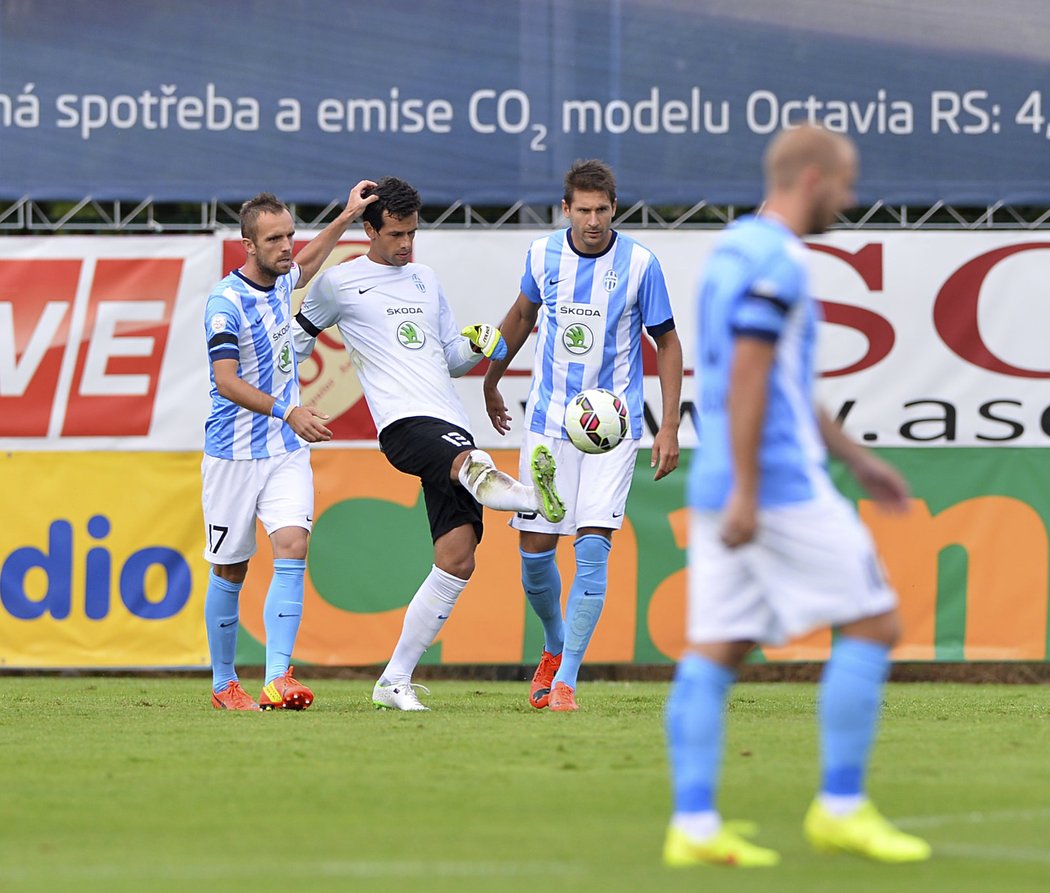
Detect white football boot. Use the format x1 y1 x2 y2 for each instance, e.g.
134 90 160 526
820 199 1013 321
372 680 431 711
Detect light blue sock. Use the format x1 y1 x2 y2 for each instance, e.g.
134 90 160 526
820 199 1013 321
552 535 611 689
666 653 736 813
819 636 892 796
204 570 243 694
521 548 563 655
263 558 306 685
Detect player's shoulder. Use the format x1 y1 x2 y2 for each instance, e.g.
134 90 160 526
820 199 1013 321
723 215 800 262
316 254 366 284
207 272 246 310
528 229 564 255
612 229 662 265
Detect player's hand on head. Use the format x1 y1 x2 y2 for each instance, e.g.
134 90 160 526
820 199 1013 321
347 180 379 218
285 405 333 443
482 384 511 435
461 323 508 361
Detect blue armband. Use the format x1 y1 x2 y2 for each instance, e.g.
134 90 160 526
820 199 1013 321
271 398 292 421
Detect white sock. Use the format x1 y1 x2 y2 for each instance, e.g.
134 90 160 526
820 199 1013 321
380 566 467 684
672 811 722 842
457 449 538 513
819 793 866 817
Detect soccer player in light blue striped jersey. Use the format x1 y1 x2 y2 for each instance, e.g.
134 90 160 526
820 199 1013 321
664 126 930 867
484 160 683 712
201 183 377 711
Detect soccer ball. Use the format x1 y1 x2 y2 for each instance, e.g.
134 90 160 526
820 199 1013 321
563 388 628 454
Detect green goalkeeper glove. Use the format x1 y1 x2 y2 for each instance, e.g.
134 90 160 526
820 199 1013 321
461 323 508 361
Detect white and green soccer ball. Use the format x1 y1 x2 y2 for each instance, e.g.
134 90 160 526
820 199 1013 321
563 388 628 454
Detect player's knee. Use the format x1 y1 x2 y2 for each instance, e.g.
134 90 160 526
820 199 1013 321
842 609 900 648
213 561 248 585
439 554 475 580
455 449 494 488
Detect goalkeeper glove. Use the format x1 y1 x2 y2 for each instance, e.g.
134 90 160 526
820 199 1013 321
461 323 507 361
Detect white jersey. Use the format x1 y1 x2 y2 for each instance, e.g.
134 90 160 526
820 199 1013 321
292 256 480 434
204 265 305 460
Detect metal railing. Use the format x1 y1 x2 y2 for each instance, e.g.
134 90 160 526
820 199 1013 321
2 197 1050 232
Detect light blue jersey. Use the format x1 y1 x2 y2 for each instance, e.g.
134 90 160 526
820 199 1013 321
688 215 827 509
203 265 305 460
520 228 675 440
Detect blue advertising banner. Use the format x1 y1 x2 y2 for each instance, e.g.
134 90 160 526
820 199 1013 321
1 0 1048 205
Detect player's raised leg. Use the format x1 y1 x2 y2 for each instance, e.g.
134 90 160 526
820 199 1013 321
456 447 564 523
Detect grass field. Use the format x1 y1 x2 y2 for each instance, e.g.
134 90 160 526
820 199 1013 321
2 678 1048 893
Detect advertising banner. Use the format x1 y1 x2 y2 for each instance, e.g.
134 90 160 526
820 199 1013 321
1 1 1049 204
3 448 1045 668
0 452 211 668
2 230 1050 665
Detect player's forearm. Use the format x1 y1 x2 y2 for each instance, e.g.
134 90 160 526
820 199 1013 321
485 298 534 388
215 372 293 421
818 407 868 470
293 214 354 289
654 331 683 432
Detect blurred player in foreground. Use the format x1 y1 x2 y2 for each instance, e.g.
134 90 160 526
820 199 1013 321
202 183 377 711
664 125 931 866
292 176 564 711
484 159 682 712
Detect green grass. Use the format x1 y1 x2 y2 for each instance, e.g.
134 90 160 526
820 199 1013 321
1 679 1048 893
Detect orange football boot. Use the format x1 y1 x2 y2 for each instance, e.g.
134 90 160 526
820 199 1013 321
548 681 578 712
529 650 563 709
259 667 314 710
211 681 261 711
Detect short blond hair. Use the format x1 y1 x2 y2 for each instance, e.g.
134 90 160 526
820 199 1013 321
763 126 855 191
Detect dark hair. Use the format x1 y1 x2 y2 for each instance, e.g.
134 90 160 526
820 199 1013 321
361 176 422 232
563 159 616 206
239 192 289 240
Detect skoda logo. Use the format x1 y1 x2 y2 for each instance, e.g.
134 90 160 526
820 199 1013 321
397 320 426 349
563 323 593 355
277 342 293 373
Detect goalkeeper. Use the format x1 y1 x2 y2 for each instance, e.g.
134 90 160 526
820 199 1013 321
291 176 564 711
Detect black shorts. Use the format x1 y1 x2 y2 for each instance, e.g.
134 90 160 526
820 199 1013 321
379 416 484 544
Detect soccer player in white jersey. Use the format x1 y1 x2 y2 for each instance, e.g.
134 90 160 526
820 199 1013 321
664 126 930 867
291 176 565 712
202 183 377 711
484 160 683 712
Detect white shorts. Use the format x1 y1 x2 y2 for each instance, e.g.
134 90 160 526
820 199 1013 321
686 490 898 646
201 448 314 565
511 430 640 535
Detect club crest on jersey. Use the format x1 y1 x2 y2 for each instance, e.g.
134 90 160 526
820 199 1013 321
603 269 619 292
277 342 293 374
412 273 426 293
397 320 426 350
562 322 593 355
210 315 227 333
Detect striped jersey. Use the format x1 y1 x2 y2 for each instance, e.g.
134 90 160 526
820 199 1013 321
291 256 479 435
520 228 675 440
688 214 829 510
203 265 305 460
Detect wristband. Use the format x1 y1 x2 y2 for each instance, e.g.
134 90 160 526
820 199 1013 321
272 398 293 421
